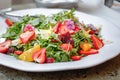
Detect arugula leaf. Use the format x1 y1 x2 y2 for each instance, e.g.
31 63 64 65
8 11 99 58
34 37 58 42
72 31 91 48
2 22 24 40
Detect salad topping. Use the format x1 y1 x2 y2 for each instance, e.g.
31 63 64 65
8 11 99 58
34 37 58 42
0 9 104 64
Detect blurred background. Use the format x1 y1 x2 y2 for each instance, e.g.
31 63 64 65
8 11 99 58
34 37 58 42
12 0 33 5
0 0 120 13
15 0 120 13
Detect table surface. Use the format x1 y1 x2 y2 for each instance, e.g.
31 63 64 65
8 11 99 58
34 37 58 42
0 3 120 80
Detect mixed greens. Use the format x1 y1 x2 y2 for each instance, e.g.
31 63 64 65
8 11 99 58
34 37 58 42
0 9 104 64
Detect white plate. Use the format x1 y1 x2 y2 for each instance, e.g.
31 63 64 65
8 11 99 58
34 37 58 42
0 8 120 72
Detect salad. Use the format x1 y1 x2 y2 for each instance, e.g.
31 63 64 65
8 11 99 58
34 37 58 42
0 9 104 64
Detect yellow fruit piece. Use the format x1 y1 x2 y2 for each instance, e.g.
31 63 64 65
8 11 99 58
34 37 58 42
19 44 40 62
84 30 90 37
80 42 92 51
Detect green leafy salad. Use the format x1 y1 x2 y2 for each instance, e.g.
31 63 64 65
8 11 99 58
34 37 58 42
0 9 104 64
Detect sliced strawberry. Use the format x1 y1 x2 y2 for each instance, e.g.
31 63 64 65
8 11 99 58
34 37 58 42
53 22 62 34
71 56 82 61
0 40 12 53
73 25 80 32
60 43 73 51
23 24 35 32
20 31 35 44
14 50 23 55
5 18 14 27
59 24 69 35
46 58 54 63
79 49 98 55
91 35 104 49
68 30 75 35
32 48 46 64
53 22 68 35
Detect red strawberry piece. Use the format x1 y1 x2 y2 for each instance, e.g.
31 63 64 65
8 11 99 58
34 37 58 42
71 56 82 61
79 49 98 55
60 43 73 51
0 40 12 53
46 58 55 63
73 25 80 32
20 31 35 44
52 22 62 34
32 48 46 64
5 18 14 27
91 35 104 49
14 50 23 55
